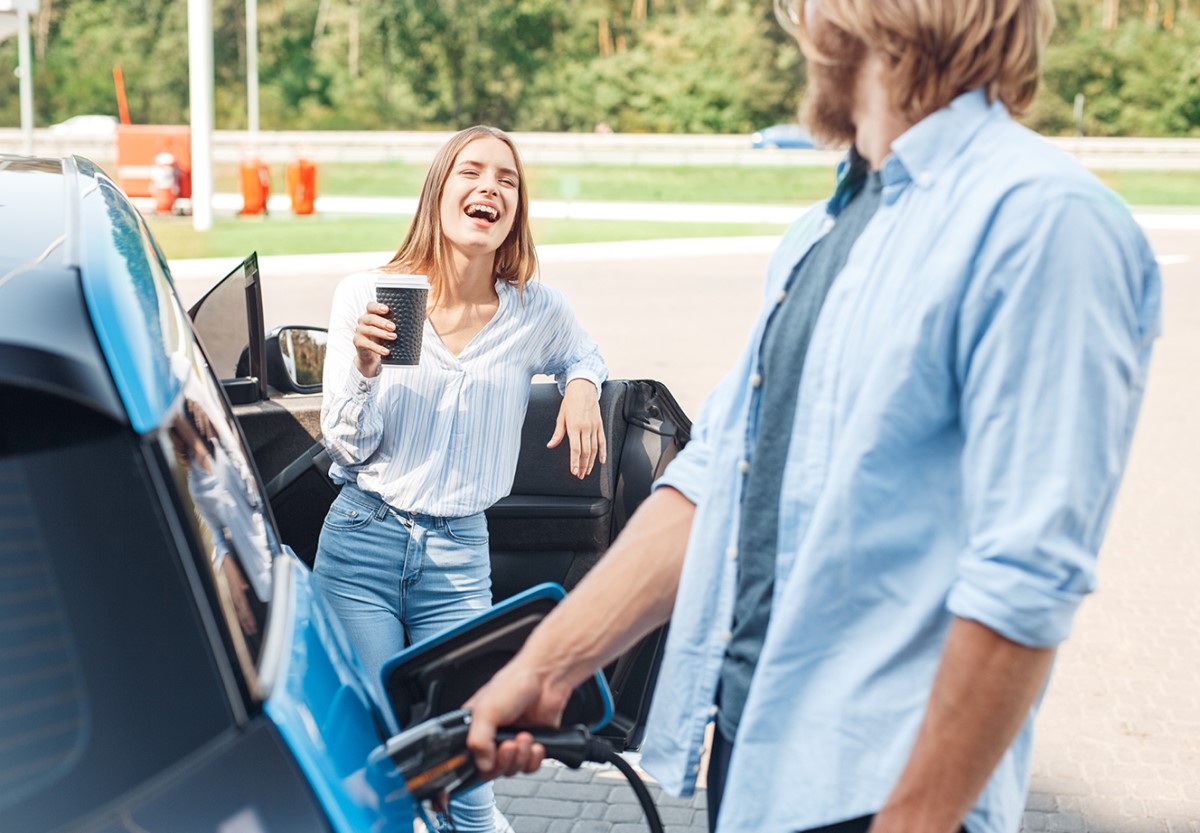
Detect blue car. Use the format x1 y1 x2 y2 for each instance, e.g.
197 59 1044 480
0 155 691 833
750 123 817 149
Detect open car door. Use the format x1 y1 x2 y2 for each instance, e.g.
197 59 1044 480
185 255 692 750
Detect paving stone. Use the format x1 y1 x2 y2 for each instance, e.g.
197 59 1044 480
604 803 646 824
547 820 611 833
1026 792 1057 812
1047 813 1087 833
506 798 584 819
1023 810 1051 831
496 777 545 798
509 818 551 833
537 781 615 803
554 766 604 784
654 805 695 825
1085 817 1167 833
581 802 608 820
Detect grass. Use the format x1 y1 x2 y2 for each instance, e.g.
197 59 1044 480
156 160 1196 261
216 160 841 205
215 160 1200 207
1090 170 1200 208
146 213 788 261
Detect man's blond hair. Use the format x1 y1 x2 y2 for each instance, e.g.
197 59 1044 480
797 0 1056 120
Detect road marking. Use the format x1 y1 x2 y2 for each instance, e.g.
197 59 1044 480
1156 255 1191 267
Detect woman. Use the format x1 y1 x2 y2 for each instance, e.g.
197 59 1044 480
315 126 607 832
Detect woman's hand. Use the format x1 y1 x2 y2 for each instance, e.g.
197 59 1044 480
548 379 606 479
353 301 397 377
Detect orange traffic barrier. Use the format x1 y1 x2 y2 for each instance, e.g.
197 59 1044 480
239 158 271 216
116 125 191 200
149 152 183 214
286 158 317 215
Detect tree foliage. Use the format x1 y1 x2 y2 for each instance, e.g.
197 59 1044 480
0 0 1197 136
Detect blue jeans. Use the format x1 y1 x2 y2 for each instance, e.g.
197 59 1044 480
313 484 495 833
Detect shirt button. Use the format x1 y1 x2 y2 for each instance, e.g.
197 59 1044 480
725 546 737 561
917 170 934 187
708 704 719 717
737 459 750 474
750 373 763 389
721 629 733 643
776 290 787 304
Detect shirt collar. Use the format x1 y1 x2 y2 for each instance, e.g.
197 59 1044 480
888 88 1007 194
828 88 1007 209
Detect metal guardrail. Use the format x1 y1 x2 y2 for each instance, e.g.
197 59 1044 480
3 128 1199 170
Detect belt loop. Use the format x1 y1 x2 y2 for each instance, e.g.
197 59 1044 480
375 501 389 520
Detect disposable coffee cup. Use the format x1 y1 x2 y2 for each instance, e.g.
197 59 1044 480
375 274 429 367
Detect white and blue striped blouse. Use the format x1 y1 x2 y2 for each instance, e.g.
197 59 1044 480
321 271 607 517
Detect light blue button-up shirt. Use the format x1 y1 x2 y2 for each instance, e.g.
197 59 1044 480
641 90 1162 833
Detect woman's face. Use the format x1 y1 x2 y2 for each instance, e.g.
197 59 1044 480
438 136 521 263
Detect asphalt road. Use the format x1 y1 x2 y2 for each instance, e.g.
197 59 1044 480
173 228 1198 833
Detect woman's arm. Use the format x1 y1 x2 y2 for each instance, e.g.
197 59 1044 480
320 275 388 467
537 288 609 479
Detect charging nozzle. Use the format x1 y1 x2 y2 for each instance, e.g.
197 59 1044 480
373 709 664 833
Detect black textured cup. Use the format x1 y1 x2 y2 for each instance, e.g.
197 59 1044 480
375 274 429 367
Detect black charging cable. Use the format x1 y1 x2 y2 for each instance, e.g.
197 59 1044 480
378 710 665 833
495 726 665 833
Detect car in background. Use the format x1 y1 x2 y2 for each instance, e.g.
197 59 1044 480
750 122 817 149
48 114 119 137
0 153 691 833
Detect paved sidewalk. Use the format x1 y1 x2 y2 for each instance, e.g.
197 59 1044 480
495 760 707 833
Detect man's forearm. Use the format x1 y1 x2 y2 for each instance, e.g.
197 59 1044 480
872 617 1056 833
524 486 695 694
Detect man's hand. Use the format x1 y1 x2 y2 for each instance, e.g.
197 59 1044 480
548 379 606 479
464 657 568 778
353 301 397 377
869 618 1055 833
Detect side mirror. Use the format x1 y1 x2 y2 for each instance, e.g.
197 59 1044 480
266 326 328 394
381 583 613 732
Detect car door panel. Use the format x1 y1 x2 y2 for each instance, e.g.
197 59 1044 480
486 379 690 749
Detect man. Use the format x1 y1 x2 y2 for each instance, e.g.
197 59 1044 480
465 2 1162 832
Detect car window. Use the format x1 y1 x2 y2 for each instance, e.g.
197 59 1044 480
157 338 280 678
0 387 235 833
188 257 258 383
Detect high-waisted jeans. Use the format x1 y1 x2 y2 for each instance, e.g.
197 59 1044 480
313 484 495 833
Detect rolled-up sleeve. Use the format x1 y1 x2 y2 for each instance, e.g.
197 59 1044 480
320 274 386 467
654 367 741 506
948 191 1161 648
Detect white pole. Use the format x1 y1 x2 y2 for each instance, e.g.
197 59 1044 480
188 0 214 231
17 5 33 155
247 0 259 136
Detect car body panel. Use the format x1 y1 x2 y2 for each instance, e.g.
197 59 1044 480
0 153 408 833
263 557 415 833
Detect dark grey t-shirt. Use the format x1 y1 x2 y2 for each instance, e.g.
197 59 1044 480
717 165 884 741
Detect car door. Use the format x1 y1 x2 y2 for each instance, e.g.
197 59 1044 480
186 258 692 750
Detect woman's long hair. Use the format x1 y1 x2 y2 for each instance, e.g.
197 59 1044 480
385 125 537 307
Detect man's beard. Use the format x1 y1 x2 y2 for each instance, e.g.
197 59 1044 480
800 22 867 149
